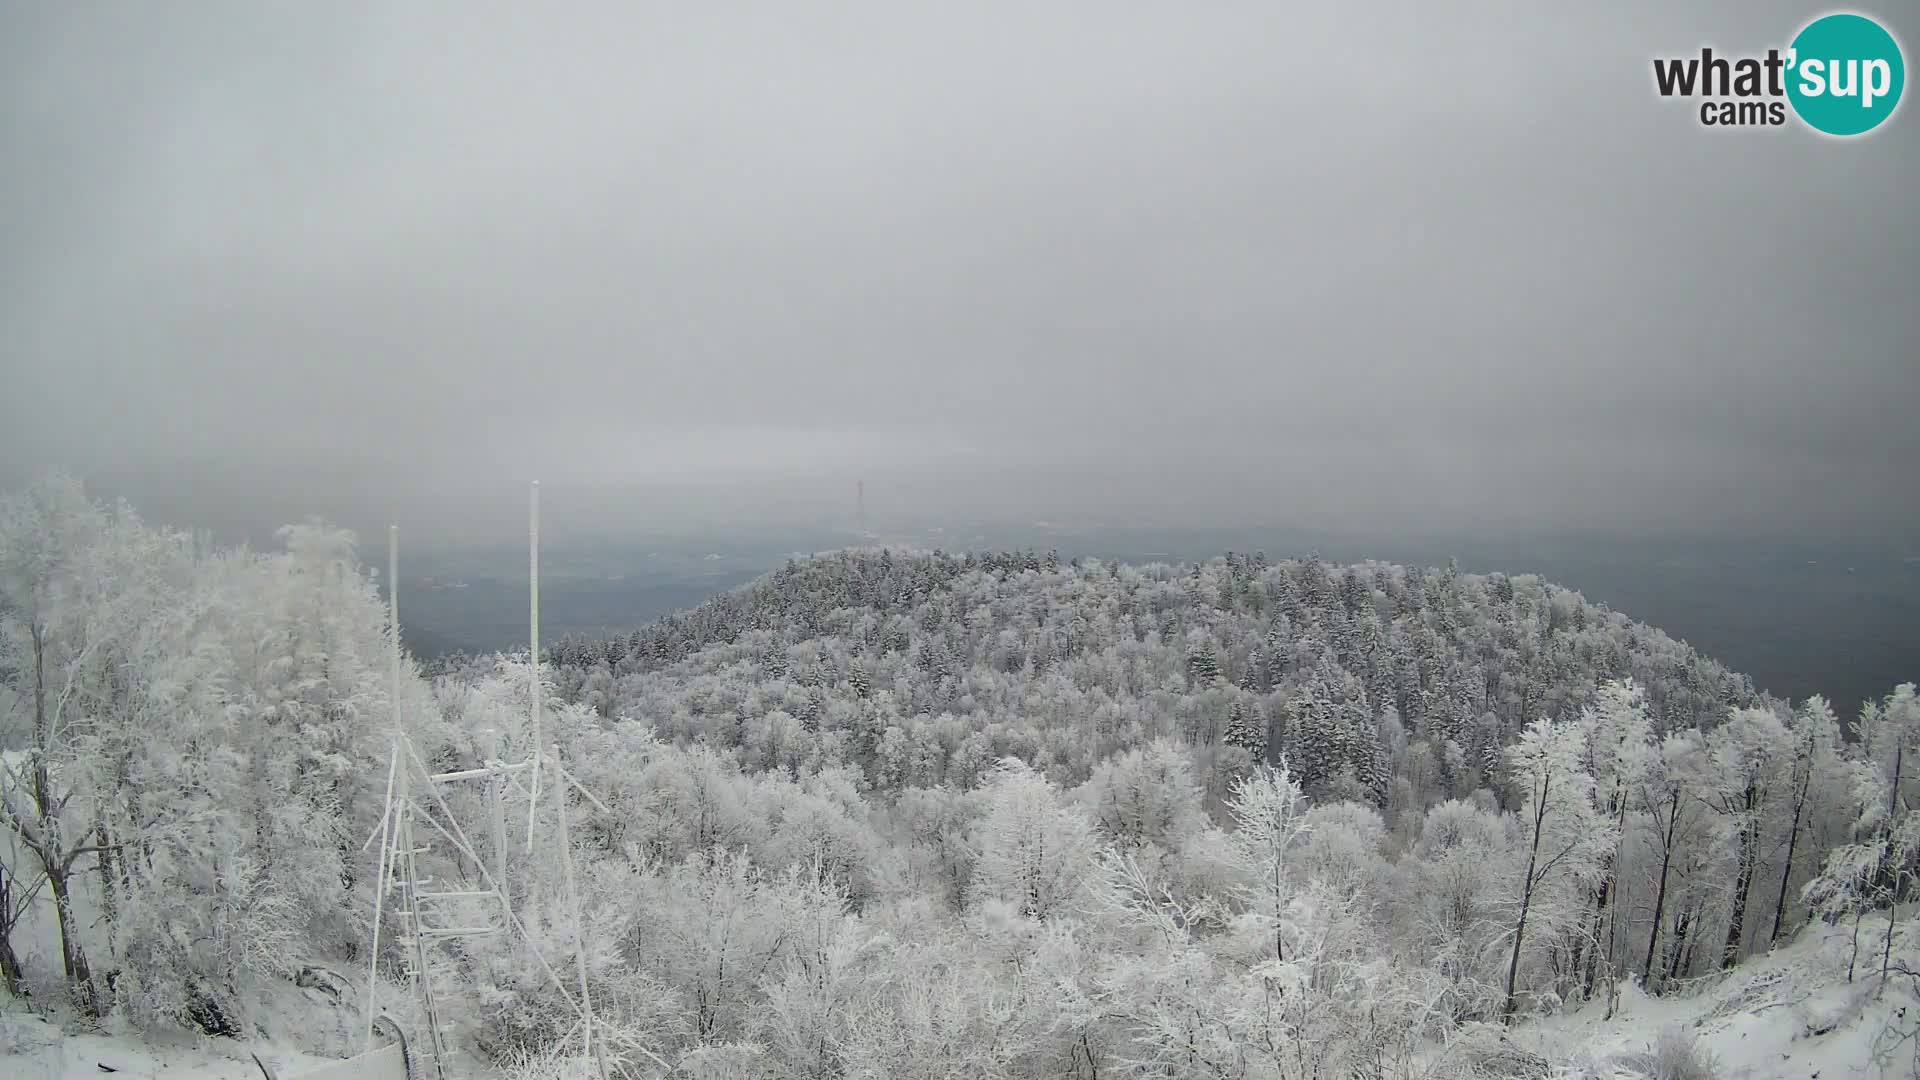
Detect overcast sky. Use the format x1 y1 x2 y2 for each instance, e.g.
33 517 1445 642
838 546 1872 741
2 2 1914 545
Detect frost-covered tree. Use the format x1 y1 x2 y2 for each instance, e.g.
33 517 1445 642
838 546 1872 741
1295 800 1388 909
1077 738 1206 858
1805 684 1920 989
1225 763 1311 961
1704 705 1793 968
0 475 147 1014
1769 695 1846 946
1570 678 1653 998
0 477 429 1030
971 759 1099 921
624 848 792 1042
1638 729 1713 990
753 861 867 1079
1500 718 1612 1021
1853 684 1920 894
1223 699 1264 761
1184 632 1221 687
1399 799 1514 1022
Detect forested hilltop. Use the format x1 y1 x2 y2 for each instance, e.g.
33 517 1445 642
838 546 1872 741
516 548 1762 809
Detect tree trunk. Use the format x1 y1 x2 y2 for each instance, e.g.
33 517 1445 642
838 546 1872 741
0 931 22 998
1892 742 1905 822
1581 873 1613 999
29 623 102 1017
1769 765 1811 948
1721 832 1756 969
1502 884 1536 1022
1881 744 1905 899
1567 896 1593 996
1848 905 1864 982
45 863 100 1016
0 865 25 998
1720 784 1759 970
96 824 118 946
1665 905 1692 983
1643 789 1680 988
1877 908 1896 994
1576 781 1629 998
1503 775 1550 1024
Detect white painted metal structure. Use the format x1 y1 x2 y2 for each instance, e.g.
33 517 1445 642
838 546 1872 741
358 484 607 1080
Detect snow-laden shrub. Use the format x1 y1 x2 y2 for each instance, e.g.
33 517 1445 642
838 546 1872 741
668 1042 775 1080
498 1045 602 1080
1427 1023 1553 1079
836 933 1080 1080
465 880 688 1068
1613 1029 1723 1080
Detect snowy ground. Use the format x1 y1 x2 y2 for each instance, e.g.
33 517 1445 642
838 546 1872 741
4 914 1913 1079
0 1013 343 1079
0 967 365 1080
2 793 390 1080
1511 914 1919 1080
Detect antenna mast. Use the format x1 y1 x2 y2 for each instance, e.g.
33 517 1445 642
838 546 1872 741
356 499 607 1077
365 525 403 1053
527 480 541 849
390 525 402 732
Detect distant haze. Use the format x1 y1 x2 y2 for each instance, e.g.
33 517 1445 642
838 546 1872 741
2 2 1916 545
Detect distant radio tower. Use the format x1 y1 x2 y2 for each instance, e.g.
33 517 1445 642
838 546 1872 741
856 479 868 535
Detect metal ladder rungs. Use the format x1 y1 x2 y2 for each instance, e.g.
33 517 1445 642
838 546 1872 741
376 765 541 1080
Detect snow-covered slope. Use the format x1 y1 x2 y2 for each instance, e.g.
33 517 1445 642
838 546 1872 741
1 967 366 1079
8 915 1911 1079
1513 915 1917 1079
0 1011 366 1080
0 1012 341 1079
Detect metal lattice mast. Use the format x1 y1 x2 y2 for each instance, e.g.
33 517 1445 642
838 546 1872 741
357 491 612 1078
363 526 404 1054
363 740 399 1054
393 764 451 1080
380 744 521 1080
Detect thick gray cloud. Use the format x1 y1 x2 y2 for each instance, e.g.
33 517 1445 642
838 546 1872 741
2 2 1915 543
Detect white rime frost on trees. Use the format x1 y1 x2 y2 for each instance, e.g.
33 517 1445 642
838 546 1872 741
1500 718 1612 1022
4 478 1915 1077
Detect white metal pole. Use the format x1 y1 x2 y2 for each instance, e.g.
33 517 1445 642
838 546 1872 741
552 746 596 1074
364 739 399 1053
526 481 542 850
390 525 401 732
364 524 406 1053
492 732 511 928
